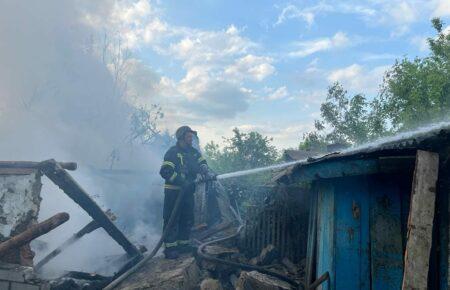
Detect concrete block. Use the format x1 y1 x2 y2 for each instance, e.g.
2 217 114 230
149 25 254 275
0 269 24 283
11 283 39 290
236 271 293 290
0 281 9 290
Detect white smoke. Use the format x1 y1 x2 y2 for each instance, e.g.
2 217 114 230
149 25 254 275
0 0 166 276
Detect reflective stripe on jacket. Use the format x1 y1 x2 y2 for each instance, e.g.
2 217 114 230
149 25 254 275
159 144 207 190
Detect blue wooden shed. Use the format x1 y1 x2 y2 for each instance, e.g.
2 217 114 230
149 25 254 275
276 123 450 290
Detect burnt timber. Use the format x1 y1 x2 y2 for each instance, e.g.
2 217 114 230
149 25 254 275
39 159 141 258
0 212 69 256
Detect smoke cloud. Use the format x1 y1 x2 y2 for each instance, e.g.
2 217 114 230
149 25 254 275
0 0 166 276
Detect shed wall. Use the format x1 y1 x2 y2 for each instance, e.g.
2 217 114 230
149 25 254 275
0 172 42 266
315 174 408 290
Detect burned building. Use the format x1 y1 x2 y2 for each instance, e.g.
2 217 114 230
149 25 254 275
275 123 450 289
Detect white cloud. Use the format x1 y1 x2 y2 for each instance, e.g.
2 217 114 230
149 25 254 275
328 64 389 94
289 31 350 58
362 53 398 61
169 25 255 65
142 18 168 43
268 86 289 100
274 1 381 28
224 54 275 82
410 35 429 52
410 25 450 52
381 1 418 36
275 1 445 36
433 0 450 17
112 0 152 26
387 2 417 25
85 1 277 122
234 122 316 149
446 26 450 35
274 4 317 27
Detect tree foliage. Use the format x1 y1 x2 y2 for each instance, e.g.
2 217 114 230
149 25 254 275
300 18 450 150
300 83 385 149
378 18 450 130
129 104 164 145
204 128 278 174
204 128 279 207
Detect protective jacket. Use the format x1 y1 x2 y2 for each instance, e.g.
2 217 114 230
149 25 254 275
159 143 207 251
159 143 207 191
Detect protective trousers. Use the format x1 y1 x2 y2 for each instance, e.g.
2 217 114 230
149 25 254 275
163 184 195 249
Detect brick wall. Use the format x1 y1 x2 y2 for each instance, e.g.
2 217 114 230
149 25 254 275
0 263 48 290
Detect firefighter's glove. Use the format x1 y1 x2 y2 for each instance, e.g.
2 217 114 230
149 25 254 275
200 164 217 179
196 173 217 184
195 175 206 184
199 164 209 175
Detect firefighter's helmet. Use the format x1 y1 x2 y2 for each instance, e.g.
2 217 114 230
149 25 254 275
175 126 197 140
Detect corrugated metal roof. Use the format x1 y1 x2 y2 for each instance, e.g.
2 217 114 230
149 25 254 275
275 122 450 182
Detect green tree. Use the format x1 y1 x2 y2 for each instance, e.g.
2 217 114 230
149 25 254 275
300 18 450 150
204 128 279 208
205 128 278 174
379 18 450 130
299 83 381 150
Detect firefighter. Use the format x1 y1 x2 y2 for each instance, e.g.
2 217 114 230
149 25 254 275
159 126 211 259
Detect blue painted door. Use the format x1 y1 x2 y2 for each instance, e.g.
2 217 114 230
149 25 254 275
334 177 370 290
316 181 335 290
369 175 403 290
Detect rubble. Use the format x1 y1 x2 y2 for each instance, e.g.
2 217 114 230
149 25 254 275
115 254 201 290
0 262 49 290
250 244 279 266
49 272 110 290
200 278 223 290
235 271 293 290
0 160 306 290
204 245 239 256
281 258 298 275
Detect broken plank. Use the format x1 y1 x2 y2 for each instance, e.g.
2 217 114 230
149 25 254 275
0 161 77 171
402 150 439 290
39 159 141 257
236 271 293 290
0 212 69 256
35 220 100 270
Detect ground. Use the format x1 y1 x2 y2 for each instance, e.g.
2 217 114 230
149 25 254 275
116 253 201 290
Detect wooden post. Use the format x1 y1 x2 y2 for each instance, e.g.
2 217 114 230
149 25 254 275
39 159 141 257
0 213 69 256
402 150 439 290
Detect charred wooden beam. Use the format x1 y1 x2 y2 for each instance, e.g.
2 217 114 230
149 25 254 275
0 212 70 256
35 220 100 270
402 150 439 290
39 159 141 257
0 161 77 171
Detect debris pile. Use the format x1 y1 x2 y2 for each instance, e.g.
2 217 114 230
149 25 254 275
113 225 306 290
0 160 306 289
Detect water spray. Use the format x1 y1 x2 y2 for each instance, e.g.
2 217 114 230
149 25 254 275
212 121 450 182
215 159 304 180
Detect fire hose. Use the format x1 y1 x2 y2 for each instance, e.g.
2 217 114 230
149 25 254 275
104 176 302 289
103 184 188 290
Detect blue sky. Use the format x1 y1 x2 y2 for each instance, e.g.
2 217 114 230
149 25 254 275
90 0 450 149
